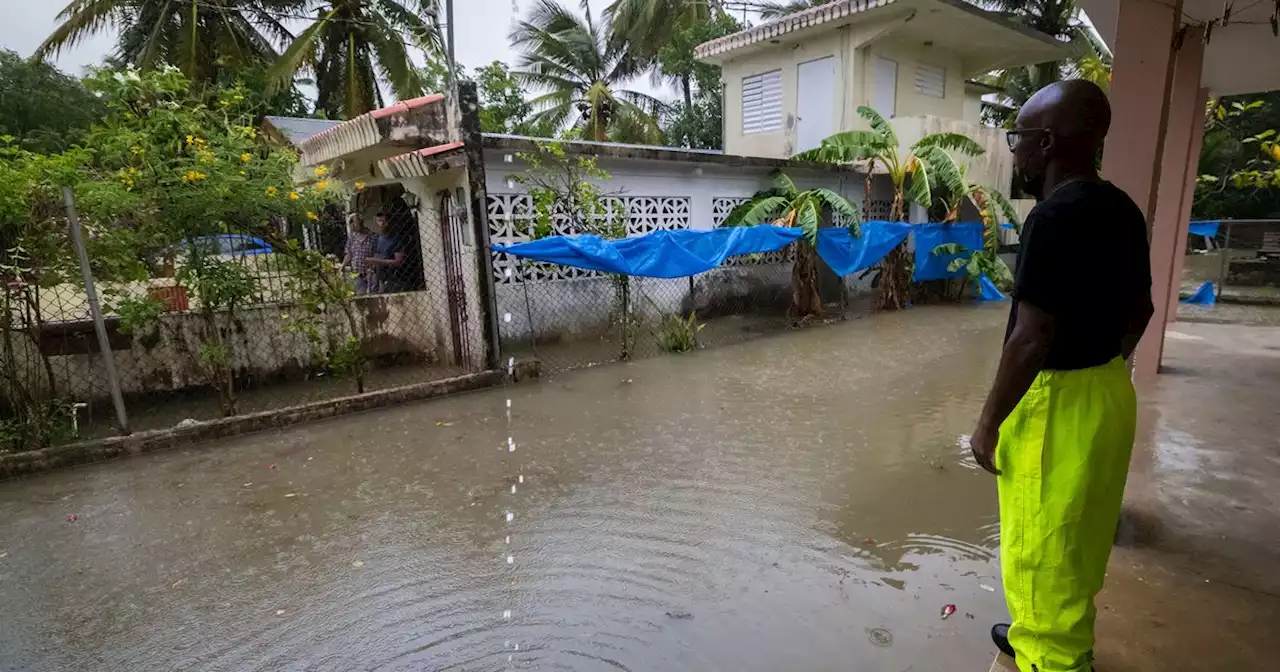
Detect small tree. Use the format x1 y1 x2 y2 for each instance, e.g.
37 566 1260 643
722 172 860 318
798 106 984 310
508 141 639 357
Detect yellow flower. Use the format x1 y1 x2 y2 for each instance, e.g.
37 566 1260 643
240 153 252 163
354 181 366 191
315 180 329 190
306 211 318 221
313 165 329 177
185 135 194 145
265 186 278 197
181 170 207 184
1270 144 1280 161
288 191 300 200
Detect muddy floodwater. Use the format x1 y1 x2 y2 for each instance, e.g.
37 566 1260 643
0 305 1013 671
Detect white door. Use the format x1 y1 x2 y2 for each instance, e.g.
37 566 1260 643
873 57 898 118
795 57 836 154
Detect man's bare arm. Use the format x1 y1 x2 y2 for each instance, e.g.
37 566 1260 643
970 301 1056 474
1120 291 1155 360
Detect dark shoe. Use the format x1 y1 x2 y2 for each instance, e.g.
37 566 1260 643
991 623 1016 658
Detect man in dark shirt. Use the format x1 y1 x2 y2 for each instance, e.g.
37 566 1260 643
366 212 408 293
970 80 1153 672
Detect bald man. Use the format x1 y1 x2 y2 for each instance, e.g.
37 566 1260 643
969 80 1153 671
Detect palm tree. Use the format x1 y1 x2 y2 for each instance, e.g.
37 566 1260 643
722 172 860 317
268 0 444 119
36 0 295 84
923 151 1022 292
798 106 985 309
977 0 1112 125
758 0 835 19
605 0 726 107
512 0 663 143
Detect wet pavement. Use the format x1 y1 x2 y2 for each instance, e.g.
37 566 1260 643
2 305 1277 672
0 305 1010 671
1095 320 1280 671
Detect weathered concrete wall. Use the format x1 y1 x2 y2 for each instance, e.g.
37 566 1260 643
21 291 456 404
485 147 884 345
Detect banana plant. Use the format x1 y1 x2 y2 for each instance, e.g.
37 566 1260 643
923 148 1022 293
796 106 984 309
721 171 860 317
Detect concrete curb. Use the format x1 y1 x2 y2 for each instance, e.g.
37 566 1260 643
0 361 540 481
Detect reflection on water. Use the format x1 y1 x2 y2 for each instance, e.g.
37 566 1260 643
0 305 1011 671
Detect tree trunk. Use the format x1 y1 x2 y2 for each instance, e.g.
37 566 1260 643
877 195 912 310
791 242 823 318
682 75 693 109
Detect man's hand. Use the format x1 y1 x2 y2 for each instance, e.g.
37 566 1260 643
970 423 1001 475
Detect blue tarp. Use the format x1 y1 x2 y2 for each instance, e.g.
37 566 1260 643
490 225 803 278
815 221 912 276
1188 221 1220 238
1182 281 1216 305
913 222 985 282
977 275 1006 301
491 221 984 291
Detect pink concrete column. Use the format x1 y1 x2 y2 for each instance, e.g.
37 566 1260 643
1146 28 1205 369
1101 0 1183 379
1166 87 1210 322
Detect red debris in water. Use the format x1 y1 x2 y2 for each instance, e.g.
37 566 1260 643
862 538 876 546
66 514 77 522
940 604 957 620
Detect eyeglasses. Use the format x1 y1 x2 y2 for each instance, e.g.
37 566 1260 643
1005 128 1052 151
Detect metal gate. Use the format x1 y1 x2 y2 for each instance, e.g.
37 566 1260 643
438 190 472 366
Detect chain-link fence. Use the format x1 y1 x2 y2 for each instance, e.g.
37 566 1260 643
1 183 492 452
1181 220 1280 305
496 245 877 374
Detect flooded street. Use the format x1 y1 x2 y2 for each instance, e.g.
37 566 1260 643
0 306 1013 671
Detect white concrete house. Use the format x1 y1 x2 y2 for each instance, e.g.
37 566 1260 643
695 0 1067 192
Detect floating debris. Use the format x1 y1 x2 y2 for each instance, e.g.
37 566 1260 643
66 514 77 522
980 584 996 592
435 421 454 427
665 611 694 620
276 609 287 616
940 604 957 619
352 560 364 568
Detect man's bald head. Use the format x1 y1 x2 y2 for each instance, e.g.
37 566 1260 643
1019 80 1111 155
1011 80 1111 198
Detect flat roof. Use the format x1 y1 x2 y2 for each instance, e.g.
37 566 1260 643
695 0 1067 74
481 134 864 174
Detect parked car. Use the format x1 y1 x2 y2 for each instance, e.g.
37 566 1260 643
184 234 273 257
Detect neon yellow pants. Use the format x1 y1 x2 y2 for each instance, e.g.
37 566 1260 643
997 357 1137 672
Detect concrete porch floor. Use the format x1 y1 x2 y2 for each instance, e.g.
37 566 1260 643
992 319 1280 671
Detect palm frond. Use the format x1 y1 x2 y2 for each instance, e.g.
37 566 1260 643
795 197 820 245
795 131 892 163
913 132 985 157
721 195 790 228
904 157 932 212
772 171 799 197
267 12 330 94
856 105 898 146
981 185 1021 229
915 145 966 202
810 187 861 236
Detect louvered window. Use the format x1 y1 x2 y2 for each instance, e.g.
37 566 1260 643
742 70 783 134
914 64 946 99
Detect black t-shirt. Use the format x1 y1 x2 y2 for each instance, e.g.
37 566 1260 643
1005 180 1151 371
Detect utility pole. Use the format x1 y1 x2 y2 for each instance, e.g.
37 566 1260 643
446 0 456 89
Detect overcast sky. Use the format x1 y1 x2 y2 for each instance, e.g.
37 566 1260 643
1 0 677 99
